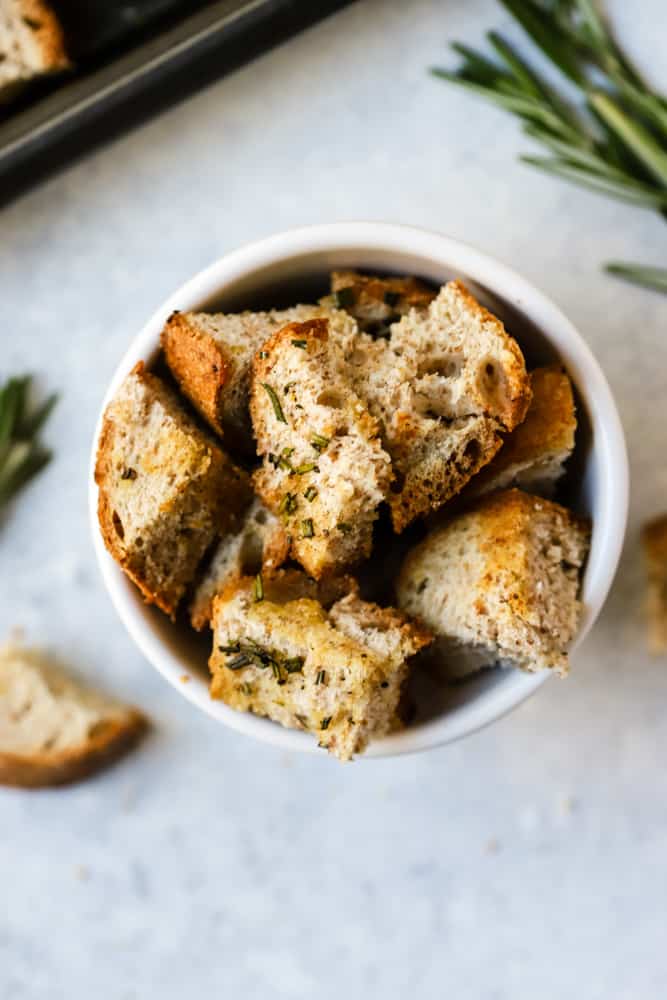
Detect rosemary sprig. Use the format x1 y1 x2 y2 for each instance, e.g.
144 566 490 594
433 0 667 292
0 375 57 515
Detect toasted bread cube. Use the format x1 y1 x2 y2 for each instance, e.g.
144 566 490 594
0 1 70 104
250 318 392 578
95 363 250 618
397 489 589 676
0 641 146 789
642 514 667 654
347 281 531 531
323 269 435 334
463 366 577 500
209 579 431 761
161 305 357 451
190 498 290 631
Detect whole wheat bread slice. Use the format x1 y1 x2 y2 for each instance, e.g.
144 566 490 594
346 280 531 531
0 642 146 788
209 578 431 761
397 489 589 677
0 0 70 103
95 362 251 619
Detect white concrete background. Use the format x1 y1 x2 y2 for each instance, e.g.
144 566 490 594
1 1 666 997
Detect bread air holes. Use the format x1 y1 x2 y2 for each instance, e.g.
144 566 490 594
478 357 509 405
112 511 125 540
463 438 481 465
417 355 462 379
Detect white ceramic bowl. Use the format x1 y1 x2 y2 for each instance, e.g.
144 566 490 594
89 223 628 758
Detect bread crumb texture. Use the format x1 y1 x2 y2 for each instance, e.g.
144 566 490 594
209 578 431 760
0 642 146 788
95 362 250 618
397 489 589 676
642 514 667 654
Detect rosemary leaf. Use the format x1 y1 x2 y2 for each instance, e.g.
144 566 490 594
604 263 667 293
261 383 287 424
0 375 56 515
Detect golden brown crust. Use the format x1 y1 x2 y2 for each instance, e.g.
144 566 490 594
19 0 70 71
446 281 531 432
642 514 667 653
160 311 230 436
0 710 147 789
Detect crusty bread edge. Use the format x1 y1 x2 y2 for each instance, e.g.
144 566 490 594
0 709 147 789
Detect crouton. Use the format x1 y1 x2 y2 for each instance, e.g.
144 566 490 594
462 366 576 500
323 269 435 334
0 0 70 104
347 280 531 531
250 318 392 578
0 641 146 788
209 579 431 760
642 514 667 653
95 362 250 618
396 489 589 676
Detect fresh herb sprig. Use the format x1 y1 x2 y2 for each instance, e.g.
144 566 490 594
433 0 667 292
0 375 57 516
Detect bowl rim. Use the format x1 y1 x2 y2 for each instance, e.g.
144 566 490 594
89 221 629 758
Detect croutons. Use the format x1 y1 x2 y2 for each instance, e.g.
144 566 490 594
161 305 357 451
0 642 146 788
397 489 589 677
250 318 393 578
323 269 435 335
209 578 431 760
642 514 667 654
462 366 577 500
95 362 250 618
347 280 531 531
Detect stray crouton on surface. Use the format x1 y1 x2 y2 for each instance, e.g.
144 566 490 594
347 280 531 532
209 578 431 760
0 1 70 105
251 318 393 578
461 366 577 501
95 362 250 618
397 489 589 677
643 514 667 653
0 642 147 788
161 305 357 451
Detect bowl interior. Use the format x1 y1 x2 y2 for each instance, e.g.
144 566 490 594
92 233 622 758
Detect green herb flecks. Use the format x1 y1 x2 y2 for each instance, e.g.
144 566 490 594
320 716 332 730
279 492 298 516
337 522 352 535
433 0 667 292
284 657 305 674
223 638 302 683
310 433 330 453
304 485 318 502
253 573 264 602
332 287 355 308
315 669 326 685
261 382 287 424
0 375 57 517
228 653 253 670
291 339 308 349
301 518 315 538
294 462 319 475
258 350 269 359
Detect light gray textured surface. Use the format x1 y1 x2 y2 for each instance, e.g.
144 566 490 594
1 1 666 997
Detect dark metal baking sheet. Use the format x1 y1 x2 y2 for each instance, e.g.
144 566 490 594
0 0 353 200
